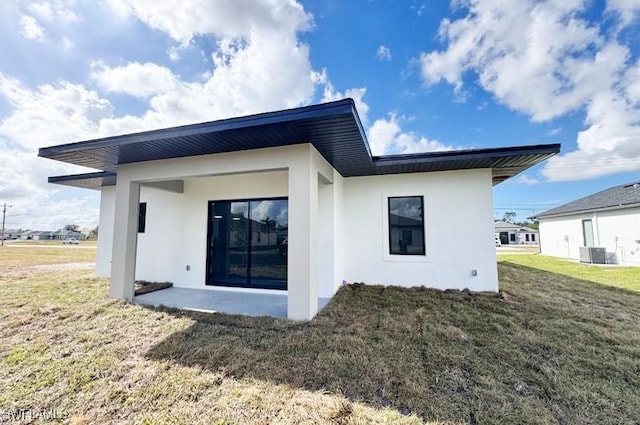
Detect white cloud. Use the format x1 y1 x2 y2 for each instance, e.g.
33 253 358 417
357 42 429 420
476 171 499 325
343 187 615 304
61 36 73 51
606 0 640 26
0 74 115 229
91 62 179 99
367 113 452 155
28 1 81 24
85 0 322 134
0 73 113 151
20 15 45 41
103 0 313 45
377 45 391 61
420 0 640 181
515 175 540 185
321 79 369 124
547 127 562 136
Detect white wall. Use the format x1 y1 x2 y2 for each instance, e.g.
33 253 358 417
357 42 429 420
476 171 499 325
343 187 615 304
539 207 640 266
341 169 499 291
135 171 289 289
317 171 344 298
96 186 115 277
103 146 499 304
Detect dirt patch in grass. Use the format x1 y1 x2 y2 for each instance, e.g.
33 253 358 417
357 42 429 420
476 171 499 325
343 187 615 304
135 281 173 296
2 257 640 423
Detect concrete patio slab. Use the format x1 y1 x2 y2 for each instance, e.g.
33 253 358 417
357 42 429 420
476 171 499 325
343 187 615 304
133 287 331 319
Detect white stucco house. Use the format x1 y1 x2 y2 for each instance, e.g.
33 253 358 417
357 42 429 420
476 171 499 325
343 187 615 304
494 221 538 245
531 182 640 266
39 99 559 320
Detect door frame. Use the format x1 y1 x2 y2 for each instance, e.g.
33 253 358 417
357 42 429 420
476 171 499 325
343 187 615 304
205 197 288 290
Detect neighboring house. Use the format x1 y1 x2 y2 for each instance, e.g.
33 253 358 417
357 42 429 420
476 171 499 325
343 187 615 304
531 182 640 266
494 221 539 245
2 229 20 240
19 230 52 240
39 99 559 320
32 231 54 240
51 229 85 240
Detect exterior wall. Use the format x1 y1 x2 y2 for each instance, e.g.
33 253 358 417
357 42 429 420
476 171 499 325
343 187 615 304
102 144 501 319
539 207 640 266
108 144 335 319
135 171 289 289
495 227 538 245
317 170 345 298
96 186 116 277
342 168 499 291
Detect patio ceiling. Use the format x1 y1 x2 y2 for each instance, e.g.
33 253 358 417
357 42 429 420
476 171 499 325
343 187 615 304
39 98 560 188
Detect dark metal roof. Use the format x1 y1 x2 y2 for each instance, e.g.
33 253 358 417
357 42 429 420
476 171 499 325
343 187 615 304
372 144 559 184
39 99 560 189
48 172 117 189
532 181 640 219
39 99 373 176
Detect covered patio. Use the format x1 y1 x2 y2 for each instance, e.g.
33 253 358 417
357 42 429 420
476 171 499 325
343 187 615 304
133 287 332 318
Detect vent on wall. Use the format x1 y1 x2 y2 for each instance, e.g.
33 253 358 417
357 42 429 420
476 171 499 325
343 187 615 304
579 247 606 264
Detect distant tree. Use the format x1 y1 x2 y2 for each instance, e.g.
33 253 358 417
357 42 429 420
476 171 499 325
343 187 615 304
63 224 80 232
502 212 517 224
89 226 99 240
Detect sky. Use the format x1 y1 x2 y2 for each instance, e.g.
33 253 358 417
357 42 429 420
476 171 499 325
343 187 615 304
0 0 639 231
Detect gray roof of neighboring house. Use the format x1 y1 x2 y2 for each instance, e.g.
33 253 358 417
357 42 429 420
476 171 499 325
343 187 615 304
39 99 560 189
531 181 640 219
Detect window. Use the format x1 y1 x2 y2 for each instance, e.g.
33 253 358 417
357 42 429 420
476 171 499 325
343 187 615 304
525 234 530 242
582 219 594 247
531 234 536 242
510 234 516 242
138 202 147 233
388 196 425 255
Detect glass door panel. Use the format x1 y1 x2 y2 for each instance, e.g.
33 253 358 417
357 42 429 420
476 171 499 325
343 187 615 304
209 201 249 285
207 198 287 290
248 199 288 289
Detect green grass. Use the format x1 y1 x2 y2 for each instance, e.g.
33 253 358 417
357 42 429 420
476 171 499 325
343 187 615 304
0 245 96 279
1 249 640 423
498 253 640 291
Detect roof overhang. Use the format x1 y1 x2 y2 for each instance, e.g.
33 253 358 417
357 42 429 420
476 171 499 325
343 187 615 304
48 171 116 189
39 99 372 176
372 144 560 185
39 99 561 189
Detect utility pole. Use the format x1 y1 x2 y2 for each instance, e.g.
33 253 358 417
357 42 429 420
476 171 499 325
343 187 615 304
1 203 12 247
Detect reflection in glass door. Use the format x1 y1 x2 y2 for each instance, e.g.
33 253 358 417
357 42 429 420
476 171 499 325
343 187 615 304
207 198 288 290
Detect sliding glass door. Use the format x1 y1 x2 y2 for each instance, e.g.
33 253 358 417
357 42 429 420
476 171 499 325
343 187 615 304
206 198 288 290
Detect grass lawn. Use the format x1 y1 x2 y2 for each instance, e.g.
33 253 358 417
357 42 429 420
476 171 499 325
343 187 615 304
0 245 96 279
5 240 97 246
499 253 640 291
1 249 640 423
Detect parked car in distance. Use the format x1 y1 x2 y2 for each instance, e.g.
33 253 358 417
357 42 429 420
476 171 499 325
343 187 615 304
62 238 79 245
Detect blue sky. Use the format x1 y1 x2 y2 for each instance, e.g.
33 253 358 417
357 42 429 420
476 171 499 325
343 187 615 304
1 0 639 230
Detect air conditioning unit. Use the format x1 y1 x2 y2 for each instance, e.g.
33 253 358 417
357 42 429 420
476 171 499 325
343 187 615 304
579 247 606 264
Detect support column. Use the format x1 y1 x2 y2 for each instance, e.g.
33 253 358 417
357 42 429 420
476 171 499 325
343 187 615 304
287 153 318 320
110 179 140 300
